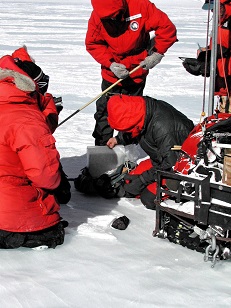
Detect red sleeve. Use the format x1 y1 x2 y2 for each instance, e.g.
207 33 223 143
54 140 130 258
39 93 58 133
85 12 114 68
145 2 177 54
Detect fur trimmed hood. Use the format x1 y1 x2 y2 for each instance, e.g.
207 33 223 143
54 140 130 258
0 67 36 92
0 55 36 93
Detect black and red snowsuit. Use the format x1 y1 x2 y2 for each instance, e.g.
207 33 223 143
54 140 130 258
107 95 194 209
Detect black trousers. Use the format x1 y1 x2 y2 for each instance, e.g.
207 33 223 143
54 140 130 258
0 220 68 249
92 77 146 146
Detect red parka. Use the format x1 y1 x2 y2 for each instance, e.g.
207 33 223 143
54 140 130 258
0 55 61 232
86 0 177 84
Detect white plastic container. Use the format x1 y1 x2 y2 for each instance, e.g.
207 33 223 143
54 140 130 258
87 145 126 178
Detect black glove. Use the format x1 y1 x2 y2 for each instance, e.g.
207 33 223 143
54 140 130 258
182 58 203 76
182 57 210 77
53 97 63 114
200 62 210 77
53 166 71 204
123 174 147 196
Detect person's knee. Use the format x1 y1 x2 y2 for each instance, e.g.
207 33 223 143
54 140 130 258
0 220 68 249
140 188 156 210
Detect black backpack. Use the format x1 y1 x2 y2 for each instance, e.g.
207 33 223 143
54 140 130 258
74 161 137 199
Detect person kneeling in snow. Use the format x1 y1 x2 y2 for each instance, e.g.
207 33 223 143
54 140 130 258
106 94 194 210
0 50 70 249
12 46 71 205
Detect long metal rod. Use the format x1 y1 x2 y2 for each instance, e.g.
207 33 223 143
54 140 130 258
208 0 219 115
58 65 142 127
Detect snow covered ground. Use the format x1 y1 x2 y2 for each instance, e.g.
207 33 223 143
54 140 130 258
1 0 231 307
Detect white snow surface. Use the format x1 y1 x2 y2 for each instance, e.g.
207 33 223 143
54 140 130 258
1 0 231 307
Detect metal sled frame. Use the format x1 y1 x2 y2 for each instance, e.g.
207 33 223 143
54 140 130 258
153 171 212 229
153 170 231 267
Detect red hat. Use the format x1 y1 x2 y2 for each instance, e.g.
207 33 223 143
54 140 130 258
91 0 126 19
107 94 145 138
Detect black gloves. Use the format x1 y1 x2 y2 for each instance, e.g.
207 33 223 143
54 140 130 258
53 166 71 204
123 174 147 196
182 58 204 76
182 56 210 77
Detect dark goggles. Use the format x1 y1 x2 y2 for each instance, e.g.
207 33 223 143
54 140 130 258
37 73 49 95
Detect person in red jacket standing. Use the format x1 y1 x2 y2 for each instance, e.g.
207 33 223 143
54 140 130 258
202 0 231 112
85 0 177 146
183 0 231 113
0 51 70 249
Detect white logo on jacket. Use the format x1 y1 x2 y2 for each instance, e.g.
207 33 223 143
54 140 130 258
130 21 139 31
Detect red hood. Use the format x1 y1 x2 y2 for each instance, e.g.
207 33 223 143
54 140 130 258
12 46 34 62
107 94 145 138
91 0 126 19
0 55 29 76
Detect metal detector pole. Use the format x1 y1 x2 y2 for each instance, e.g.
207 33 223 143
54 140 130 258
58 65 142 127
208 0 219 116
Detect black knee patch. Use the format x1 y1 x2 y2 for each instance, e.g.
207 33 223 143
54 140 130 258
140 188 156 210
